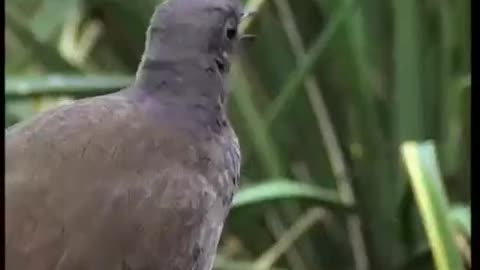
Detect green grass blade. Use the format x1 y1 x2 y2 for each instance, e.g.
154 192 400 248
232 180 352 211
231 65 284 176
264 0 356 124
450 205 470 238
455 74 471 93
401 141 465 270
6 3 78 72
241 0 268 32
6 75 133 99
392 0 424 141
31 0 80 42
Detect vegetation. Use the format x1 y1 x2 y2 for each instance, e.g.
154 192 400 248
5 0 470 269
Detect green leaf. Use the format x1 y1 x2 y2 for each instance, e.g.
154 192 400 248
401 141 465 270
450 205 471 238
5 4 78 72
6 74 133 99
232 180 352 211
241 0 268 32
265 0 356 124
231 65 284 176
31 0 80 42
392 0 424 141
454 74 471 93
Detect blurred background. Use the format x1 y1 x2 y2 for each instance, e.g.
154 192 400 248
5 0 471 269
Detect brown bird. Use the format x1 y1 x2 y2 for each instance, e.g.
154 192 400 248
5 0 249 269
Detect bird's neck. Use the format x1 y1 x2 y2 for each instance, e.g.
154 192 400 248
134 55 227 104
130 56 230 131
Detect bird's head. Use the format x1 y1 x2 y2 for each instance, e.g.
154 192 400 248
141 0 254 74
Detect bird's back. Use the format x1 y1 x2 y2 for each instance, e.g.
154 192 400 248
6 92 240 270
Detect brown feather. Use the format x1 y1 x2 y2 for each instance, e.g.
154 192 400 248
6 1 245 268
6 92 240 269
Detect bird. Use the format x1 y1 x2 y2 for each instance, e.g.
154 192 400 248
5 0 250 269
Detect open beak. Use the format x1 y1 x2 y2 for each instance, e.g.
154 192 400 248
240 34 256 41
241 11 257 20
240 11 257 41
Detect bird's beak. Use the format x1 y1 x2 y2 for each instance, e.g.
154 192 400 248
241 11 257 20
240 11 257 41
240 34 256 41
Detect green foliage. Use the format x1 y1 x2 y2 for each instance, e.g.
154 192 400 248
401 141 465 270
5 0 470 269
232 180 351 211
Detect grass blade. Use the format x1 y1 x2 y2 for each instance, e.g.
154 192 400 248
6 74 133 99
265 0 356 124
449 205 470 238
31 0 80 42
232 180 352 211
401 141 465 270
254 208 327 270
6 3 78 72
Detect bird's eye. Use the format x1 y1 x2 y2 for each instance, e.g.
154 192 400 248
226 27 237 40
224 18 238 40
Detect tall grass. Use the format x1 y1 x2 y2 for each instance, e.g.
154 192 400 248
5 0 470 269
